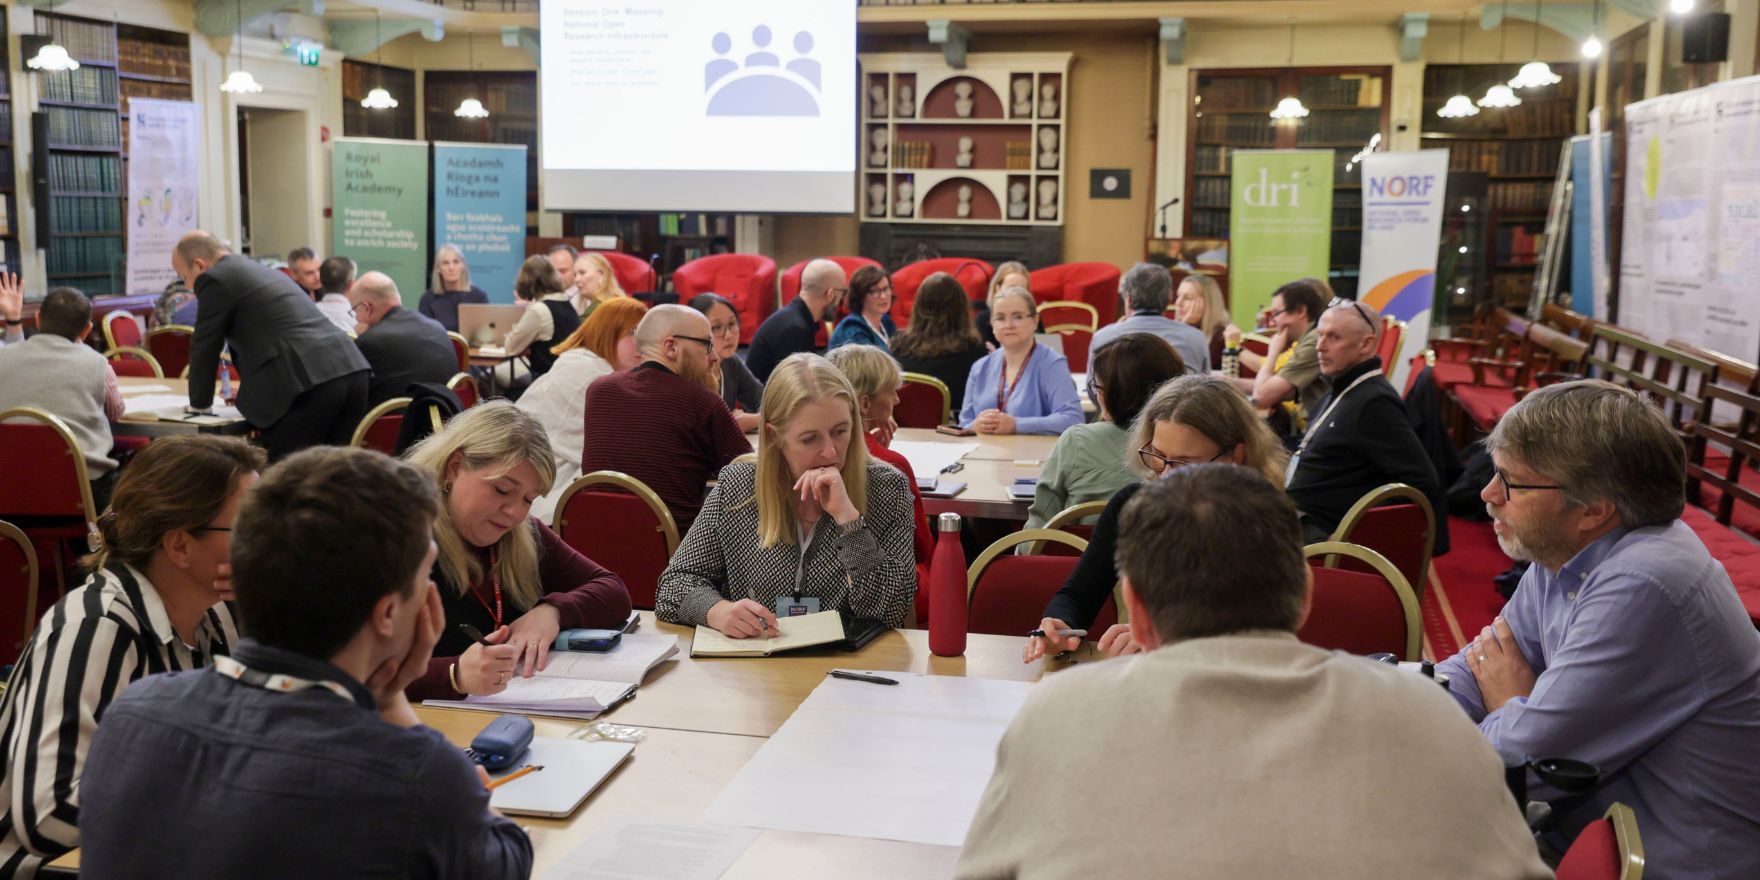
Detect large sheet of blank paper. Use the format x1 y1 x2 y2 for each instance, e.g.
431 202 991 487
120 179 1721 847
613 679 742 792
701 672 1031 847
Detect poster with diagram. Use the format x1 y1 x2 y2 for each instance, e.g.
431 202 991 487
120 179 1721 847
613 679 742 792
124 99 200 295
1619 75 1760 360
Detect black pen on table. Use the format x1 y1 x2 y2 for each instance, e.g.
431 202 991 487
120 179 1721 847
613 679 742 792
457 623 495 647
829 670 898 686
940 461 964 475
1027 627 1087 640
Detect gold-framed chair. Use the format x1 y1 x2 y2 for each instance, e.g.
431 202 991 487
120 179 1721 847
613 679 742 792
143 324 195 378
1555 802 1645 880
1024 500 1109 554
447 331 472 372
553 470 681 609
0 519 41 665
967 529 1126 636
1038 300 1099 332
1301 541 1422 661
898 372 952 428
1326 483 1436 603
446 372 479 408
349 397 412 454
0 407 99 597
103 346 164 379
101 310 144 350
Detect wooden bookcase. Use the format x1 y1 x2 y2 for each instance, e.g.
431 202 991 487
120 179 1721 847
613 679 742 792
858 52 1071 227
343 60 416 140
1186 67 1390 299
424 70 540 218
0 14 17 277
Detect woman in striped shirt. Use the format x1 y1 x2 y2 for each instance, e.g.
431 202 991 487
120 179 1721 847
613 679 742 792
0 434 263 879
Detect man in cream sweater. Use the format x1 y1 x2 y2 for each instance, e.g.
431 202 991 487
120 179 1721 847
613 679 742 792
958 465 1550 879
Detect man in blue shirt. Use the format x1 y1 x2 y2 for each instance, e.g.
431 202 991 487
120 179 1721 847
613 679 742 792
1086 262 1209 374
1437 380 1760 878
79 447 532 879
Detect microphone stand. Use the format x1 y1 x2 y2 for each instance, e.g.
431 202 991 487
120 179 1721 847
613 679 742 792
1156 196 1182 239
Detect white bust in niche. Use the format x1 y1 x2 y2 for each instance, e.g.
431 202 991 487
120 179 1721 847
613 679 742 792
869 83 888 117
1039 82 1059 118
867 181 887 217
1011 79 1033 116
1007 181 1029 219
868 128 888 167
1037 178 1058 220
954 81 975 118
896 83 915 117
956 184 974 218
1037 127 1059 170
895 179 915 217
955 136 975 168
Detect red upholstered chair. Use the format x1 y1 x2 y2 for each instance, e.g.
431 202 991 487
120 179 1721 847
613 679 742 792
1555 803 1645 880
1044 324 1095 373
1326 484 1436 602
1300 542 1422 660
104 346 164 379
102 311 143 350
1029 262 1123 328
551 471 681 610
447 372 479 409
447 332 471 373
672 254 779 346
144 325 194 380
1039 300 1099 332
897 372 953 428
1376 317 1404 367
1239 332 1271 380
780 256 882 304
0 408 100 599
890 259 994 327
1029 501 1108 557
587 251 659 294
349 397 410 456
0 520 41 666
967 530 1121 636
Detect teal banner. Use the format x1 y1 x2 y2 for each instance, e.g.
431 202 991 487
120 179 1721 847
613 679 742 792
331 137 429 309
433 142 528 304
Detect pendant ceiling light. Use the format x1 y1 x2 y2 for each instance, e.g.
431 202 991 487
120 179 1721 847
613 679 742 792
362 12 399 110
1509 0 1563 89
454 32 490 118
1481 1 1524 108
1269 21 1309 120
218 0 262 93
1581 0 1604 58
1437 13 1481 118
27 0 80 72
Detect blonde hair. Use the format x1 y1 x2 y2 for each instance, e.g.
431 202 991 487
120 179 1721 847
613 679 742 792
1180 274 1228 342
992 285 1037 317
1127 374 1288 485
431 243 472 293
750 353 871 548
824 344 901 400
989 260 1029 302
577 252 626 305
553 296 648 358
404 401 557 609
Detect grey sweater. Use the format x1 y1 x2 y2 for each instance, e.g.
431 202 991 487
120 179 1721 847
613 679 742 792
0 333 117 475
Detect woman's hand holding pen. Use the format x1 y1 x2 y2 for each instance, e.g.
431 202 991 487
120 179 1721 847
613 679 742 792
456 625 521 694
707 599 780 639
1022 617 1081 663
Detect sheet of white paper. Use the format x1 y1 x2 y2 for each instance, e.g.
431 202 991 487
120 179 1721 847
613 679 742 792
118 383 173 393
543 634 679 685
888 440 977 482
121 394 190 414
700 672 1031 847
541 818 759 880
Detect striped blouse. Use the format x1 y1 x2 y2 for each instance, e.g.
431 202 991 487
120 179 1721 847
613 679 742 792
0 563 237 879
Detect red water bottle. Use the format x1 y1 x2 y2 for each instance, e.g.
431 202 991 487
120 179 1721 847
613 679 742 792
929 512 967 656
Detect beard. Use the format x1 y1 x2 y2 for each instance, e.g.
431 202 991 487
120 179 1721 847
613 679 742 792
1489 508 1576 569
683 356 720 393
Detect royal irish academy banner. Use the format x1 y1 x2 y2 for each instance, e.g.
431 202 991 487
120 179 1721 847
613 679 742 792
1359 150 1449 390
331 137 429 309
433 143 528 304
1229 150 1333 329
125 99 200 295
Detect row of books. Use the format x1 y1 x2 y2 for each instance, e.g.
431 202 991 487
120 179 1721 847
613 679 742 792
37 15 117 65
1296 75 1382 108
1332 229 1362 258
1196 77 1278 110
1447 138 1565 176
1428 100 1577 139
658 214 732 237
1191 177 1232 208
48 153 122 193
1493 271 1535 303
50 195 121 235
1496 226 1547 264
1488 180 1553 213
121 78 194 114
118 35 191 82
1193 115 1275 146
890 141 935 169
1293 111 1381 146
39 67 117 106
1193 145 1233 175
47 234 121 277
44 106 121 149
1189 208 1230 238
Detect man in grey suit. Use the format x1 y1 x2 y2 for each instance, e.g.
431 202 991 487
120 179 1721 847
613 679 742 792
175 231 370 460
348 271 459 405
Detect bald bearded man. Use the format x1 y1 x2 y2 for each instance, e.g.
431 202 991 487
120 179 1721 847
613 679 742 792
745 258 847 383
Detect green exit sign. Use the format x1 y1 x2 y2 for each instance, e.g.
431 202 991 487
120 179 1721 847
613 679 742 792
296 43 321 66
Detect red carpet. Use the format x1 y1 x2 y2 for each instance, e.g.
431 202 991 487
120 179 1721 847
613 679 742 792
1422 516 1512 661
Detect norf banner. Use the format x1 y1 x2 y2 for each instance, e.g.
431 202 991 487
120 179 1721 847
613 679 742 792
1359 150 1448 389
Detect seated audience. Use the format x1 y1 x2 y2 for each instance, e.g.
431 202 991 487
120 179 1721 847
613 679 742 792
348 271 459 406
0 435 262 875
891 272 988 411
1087 262 1209 373
689 293 764 432
418 243 490 333
747 258 847 382
1227 278 1327 432
285 246 321 299
79 446 532 878
547 243 578 303
571 251 627 318
1436 380 1760 873
977 260 1030 347
961 466 1550 879
959 286 1083 436
518 296 648 522
314 255 359 335
825 344 932 571
581 305 752 535
656 353 916 633
174 231 370 460
404 401 632 700
1174 273 1232 369
504 255 581 384
828 266 897 352
1026 334 1184 529
1285 300 1446 548
0 288 127 509
1 271 22 346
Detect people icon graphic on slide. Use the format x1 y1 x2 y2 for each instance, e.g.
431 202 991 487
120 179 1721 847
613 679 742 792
705 26 821 117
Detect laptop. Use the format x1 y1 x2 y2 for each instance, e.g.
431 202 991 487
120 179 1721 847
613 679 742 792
458 303 529 349
487 737 634 818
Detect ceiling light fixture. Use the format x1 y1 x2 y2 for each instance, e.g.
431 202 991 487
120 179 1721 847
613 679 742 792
1510 0 1563 89
454 31 490 118
1438 13 1481 118
1269 20 1309 120
362 11 399 110
1482 1 1525 107
1581 0 1604 58
217 0 262 93
27 1 80 72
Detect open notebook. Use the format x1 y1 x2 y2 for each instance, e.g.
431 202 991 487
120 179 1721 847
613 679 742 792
424 632 679 719
691 610 851 658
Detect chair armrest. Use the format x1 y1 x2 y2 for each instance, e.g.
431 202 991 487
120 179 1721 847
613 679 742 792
1431 338 1487 362
1468 357 1525 385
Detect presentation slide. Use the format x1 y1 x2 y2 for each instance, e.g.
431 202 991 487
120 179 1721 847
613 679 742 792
540 0 856 214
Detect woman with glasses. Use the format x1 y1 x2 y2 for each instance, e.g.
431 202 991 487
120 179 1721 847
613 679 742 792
689 293 764 432
959 286 1083 436
1022 374 1287 661
1025 334 1185 529
828 266 898 353
0 435 263 876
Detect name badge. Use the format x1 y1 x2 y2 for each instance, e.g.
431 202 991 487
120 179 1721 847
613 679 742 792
1285 452 1300 488
776 596 821 617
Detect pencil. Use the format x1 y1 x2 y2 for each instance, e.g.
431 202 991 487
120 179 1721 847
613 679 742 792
486 764 543 789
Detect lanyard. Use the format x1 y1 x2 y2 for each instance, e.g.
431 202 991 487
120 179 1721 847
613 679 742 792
793 519 817 601
996 347 1035 412
471 545 504 628
1296 369 1383 455
213 655 356 703
868 316 889 345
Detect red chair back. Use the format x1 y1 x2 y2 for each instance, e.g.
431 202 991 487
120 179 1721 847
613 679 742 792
1040 524 1093 557
896 377 950 428
0 411 96 522
1555 818 1622 880
1045 325 1094 373
672 254 780 346
106 348 161 378
1298 543 1421 660
1377 320 1404 367
1029 262 1123 327
0 521 40 666
554 476 680 610
1239 334 1270 379
968 555 1117 636
448 373 479 409
145 327 193 380
447 332 471 373
587 251 659 294
1335 503 1431 598
103 311 143 349
360 415 402 455
890 258 994 327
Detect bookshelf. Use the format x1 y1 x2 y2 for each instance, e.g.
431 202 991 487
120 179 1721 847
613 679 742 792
1421 63 1578 310
423 71 539 218
343 60 417 140
1186 67 1390 298
0 14 16 277
560 213 734 279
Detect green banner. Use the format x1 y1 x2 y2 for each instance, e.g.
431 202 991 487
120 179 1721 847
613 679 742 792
331 137 429 309
1228 150 1334 328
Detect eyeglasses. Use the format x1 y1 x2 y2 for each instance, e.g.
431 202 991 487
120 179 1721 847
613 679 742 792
1331 296 1378 333
671 334 714 351
708 322 739 337
1084 375 1102 403
190 525 232 534
1264 306 1287 320
827 287 849 300
992 311 1035 325
1137 445 1228 474
1492 468 1563 504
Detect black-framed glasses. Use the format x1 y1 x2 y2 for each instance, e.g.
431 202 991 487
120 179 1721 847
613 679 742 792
708 321 739 337
1084 374 1101 402
827 287 850 300
191 525 232 534
1331 296 1378 333
1493 469 1563 504
671 334 714 350
1137 445 1228 474
1264 306 1287 321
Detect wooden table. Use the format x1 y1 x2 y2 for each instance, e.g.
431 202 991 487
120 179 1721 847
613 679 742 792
469 347 520 398
891 429 1058 522
114 377 251 437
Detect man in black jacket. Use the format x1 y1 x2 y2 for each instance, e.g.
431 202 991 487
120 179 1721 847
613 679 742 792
348 271 459 405
744 258 845 382
175 231 370 460
1286 299 1449 553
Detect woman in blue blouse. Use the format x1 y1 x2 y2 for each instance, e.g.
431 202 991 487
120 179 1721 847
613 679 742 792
959 286 1084 435
828 266 897 352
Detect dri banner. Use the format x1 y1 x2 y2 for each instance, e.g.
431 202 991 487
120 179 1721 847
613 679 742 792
1358 150 1449 390
433 143 528 304
1229 150 1333 329
331 137 429 309
125 99 200 295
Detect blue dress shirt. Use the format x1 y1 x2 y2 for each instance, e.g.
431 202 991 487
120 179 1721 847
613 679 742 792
828 312 896 352
959 343 1084 436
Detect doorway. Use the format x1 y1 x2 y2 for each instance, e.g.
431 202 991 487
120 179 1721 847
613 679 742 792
236 106 312 260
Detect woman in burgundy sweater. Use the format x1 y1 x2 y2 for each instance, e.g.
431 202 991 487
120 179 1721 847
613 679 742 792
404 401 632 702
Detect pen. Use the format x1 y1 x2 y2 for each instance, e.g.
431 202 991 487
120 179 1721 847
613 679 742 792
486 764 544 790
1027 628 1088 639
458 623 494 647
829 670 898 686
940 462 964 474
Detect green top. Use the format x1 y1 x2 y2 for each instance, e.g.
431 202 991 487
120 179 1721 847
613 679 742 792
1026 420 1136 531
1278 326 1326 429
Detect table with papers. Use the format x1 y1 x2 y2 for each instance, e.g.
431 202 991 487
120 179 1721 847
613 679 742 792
115 377 250 437
890 428 1059 521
